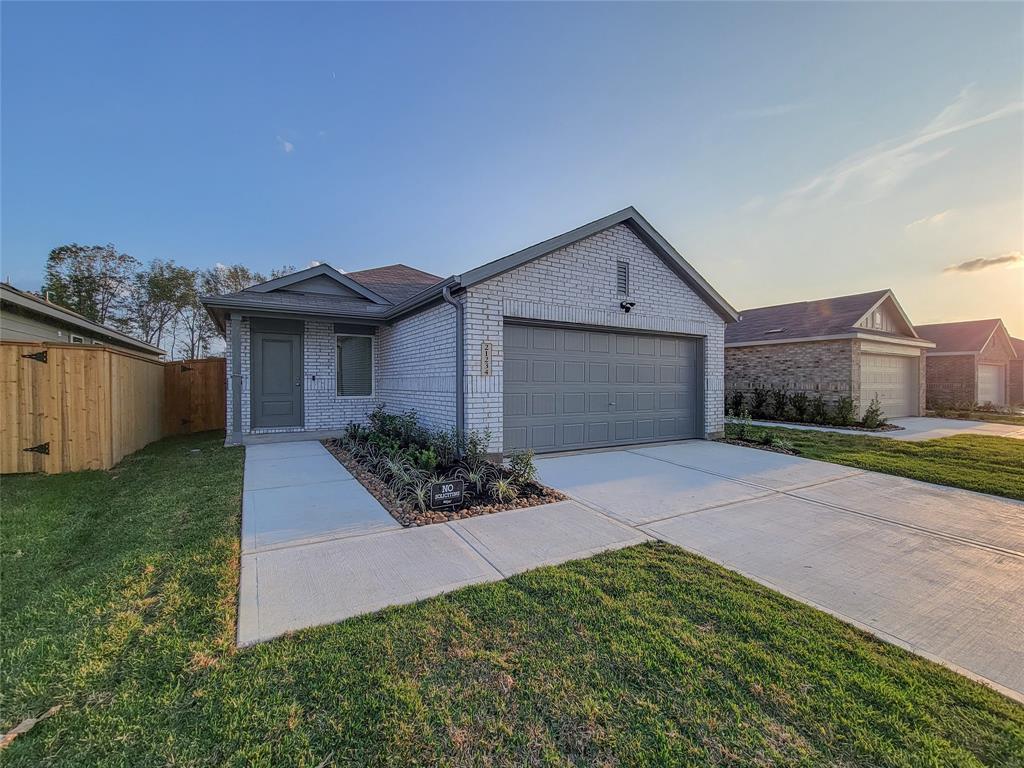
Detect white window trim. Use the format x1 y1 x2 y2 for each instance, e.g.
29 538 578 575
334 333 375 398
69 334 85 344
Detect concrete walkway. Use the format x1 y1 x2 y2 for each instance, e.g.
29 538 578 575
537 442 1024 702
238 441 648 646
730 415 1024 441
238 439 1024 702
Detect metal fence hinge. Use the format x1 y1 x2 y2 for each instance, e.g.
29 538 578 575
21 351 47 363
24 442 50 455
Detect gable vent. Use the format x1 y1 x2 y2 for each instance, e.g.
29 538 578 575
616 261 630 296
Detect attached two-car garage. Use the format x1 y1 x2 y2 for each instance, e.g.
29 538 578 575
502 322 702 453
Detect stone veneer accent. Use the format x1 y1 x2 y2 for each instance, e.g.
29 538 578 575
462 223 726 452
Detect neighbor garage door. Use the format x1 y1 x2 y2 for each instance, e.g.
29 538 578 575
859 354 918 418
503 323 701 453
978 364 1006 406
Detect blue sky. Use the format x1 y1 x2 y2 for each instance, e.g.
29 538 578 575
3 2 1022 334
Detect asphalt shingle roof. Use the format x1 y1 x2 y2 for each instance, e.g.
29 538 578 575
725 289 893 345
914 319 1004 354
345 264 444 304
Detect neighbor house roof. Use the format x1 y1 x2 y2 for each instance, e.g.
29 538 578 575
914 319 1016 356
201 207 738 328
725 289 926 346
1011 337 1024 358
0 283 166 357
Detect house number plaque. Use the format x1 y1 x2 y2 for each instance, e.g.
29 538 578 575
480 342 493 376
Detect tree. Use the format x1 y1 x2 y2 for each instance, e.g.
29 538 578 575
117 259 196 348
42 243 139 324
174 269 218 360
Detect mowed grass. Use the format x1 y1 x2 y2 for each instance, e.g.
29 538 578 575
748 428 1024 500
2 434 1022 766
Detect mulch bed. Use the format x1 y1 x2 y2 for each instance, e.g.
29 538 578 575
323 442 567 527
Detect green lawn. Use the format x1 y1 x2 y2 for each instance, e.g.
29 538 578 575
2 433 1021 766
730 427 1024 500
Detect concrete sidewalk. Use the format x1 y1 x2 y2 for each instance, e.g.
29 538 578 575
729 415 1024 441
238 442 649 645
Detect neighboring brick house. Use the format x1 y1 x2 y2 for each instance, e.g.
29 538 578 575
1011 338 1024 406
202 207 737 453
725 290 934 418
914 319 1018 408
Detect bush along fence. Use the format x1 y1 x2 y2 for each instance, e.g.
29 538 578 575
725 386 891 431
324 404 564 526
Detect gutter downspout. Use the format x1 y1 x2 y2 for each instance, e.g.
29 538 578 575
442 283 465 444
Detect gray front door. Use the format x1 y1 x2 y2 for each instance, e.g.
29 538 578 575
503 323 701 453
251 321 303 428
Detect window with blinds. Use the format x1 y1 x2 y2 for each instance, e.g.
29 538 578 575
616 261 630 295
336 335 373 396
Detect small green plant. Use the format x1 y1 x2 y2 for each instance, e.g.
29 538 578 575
734 406 753 441
790 392 809 422
464 429 492 468
861 394 887 429
406 446 439 473
759 430 776 446
750 385 770 419
809 395 828 424
489 476 519 504
456 464 495 495
430 428 460 466
774 437 794 452
344 422 368 443
405 479 432 514
507 450 537 486
832 396 855 426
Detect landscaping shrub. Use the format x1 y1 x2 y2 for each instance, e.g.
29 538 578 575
750 385 770 419
861 394 887 429
329 407 558 525
790 391 809 422
809 395 828 424
727 390 744 416
768 387 789 420
833 396 855 426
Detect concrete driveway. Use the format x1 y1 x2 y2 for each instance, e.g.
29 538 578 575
537 442 1024 701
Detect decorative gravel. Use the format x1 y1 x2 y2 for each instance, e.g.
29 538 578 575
322 442 566 527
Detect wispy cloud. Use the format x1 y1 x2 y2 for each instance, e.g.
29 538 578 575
276 135 294 154
943 251 1023 274
906 210 952 230
775 88 1023 212
734 103 804 120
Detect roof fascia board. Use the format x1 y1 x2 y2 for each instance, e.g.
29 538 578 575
246 264 390 304
456 207 739 323
924 350 979 357
2 288 166 355
384 277 458 322
980 320 1017 359
726 332 934 349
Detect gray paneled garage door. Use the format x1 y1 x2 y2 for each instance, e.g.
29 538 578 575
503 323 701 453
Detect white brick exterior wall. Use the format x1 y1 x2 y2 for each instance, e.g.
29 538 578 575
226 307 458 439
225 223 726 448
463 224 726 451
376 303 457 430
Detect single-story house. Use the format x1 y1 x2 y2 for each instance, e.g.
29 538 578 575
914 319 1017 408
724 289 934 418
201 207 737 454
1011 337 1024 406
0 283 165 359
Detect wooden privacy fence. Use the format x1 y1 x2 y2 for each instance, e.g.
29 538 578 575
163 357 226 435
1 343 226 474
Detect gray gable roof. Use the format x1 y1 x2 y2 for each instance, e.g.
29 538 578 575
202 207 737 326
915 319 1015 355
725 289 916 345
